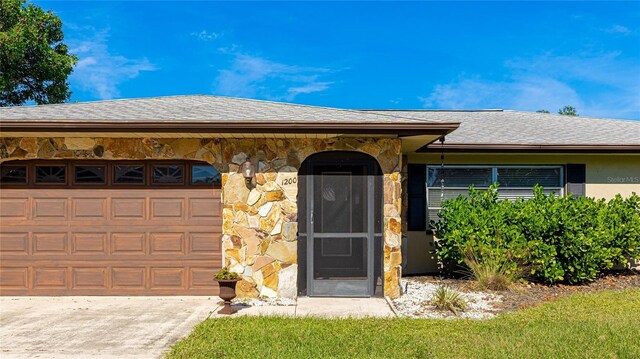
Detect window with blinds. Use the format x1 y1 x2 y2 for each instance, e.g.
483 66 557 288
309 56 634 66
426 165 564 223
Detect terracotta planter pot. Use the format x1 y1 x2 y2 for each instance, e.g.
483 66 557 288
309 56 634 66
215 279 240 315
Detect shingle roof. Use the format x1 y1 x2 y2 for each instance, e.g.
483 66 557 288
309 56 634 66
0 95 431 124
366 110 640 146
1 95 638 148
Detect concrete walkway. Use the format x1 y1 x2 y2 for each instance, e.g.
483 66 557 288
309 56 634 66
0 296 393 359
229 297 394 318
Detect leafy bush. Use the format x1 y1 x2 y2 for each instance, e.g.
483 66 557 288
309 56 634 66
214 267 240 280
432 185 640 284
432 285 467 315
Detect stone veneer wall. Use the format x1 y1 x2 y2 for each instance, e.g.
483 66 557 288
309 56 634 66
0 137 403 299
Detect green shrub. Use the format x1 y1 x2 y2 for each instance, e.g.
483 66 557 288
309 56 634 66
432 285 467 315
213 267 240 280
432 185 640 284
597 194 640 268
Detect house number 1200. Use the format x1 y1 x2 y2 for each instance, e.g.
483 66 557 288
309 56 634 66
282 178 297 185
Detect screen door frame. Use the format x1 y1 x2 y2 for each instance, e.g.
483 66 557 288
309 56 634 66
306 157 376 297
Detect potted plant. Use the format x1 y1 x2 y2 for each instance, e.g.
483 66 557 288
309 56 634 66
213 267 241 315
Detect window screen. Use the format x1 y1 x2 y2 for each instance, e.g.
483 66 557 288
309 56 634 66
427 165 564 222
427 167 492 187
497 168 562 187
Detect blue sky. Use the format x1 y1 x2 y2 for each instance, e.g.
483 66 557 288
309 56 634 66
39 1 640 119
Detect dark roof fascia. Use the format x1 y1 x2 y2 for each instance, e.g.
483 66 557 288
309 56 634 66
418 143 640 154
0 120 460 137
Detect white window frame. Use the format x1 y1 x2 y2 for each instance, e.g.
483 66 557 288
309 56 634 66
426 165 564 223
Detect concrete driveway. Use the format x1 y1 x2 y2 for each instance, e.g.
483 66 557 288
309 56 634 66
0 296 218 359
1 296 393 358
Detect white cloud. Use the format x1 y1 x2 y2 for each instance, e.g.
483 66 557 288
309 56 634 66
420 77 506 109
510 76 582 113
606 25 631 35
69 28 156 100
287 81 332 98
191 30 221 41
214 51 333 101
420 53 640 119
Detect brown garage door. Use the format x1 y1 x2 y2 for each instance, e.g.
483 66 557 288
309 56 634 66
0 160 222 295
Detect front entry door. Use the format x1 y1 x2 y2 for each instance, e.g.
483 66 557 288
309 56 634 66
306 160 375 297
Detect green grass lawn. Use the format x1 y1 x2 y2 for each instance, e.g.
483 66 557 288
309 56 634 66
167 289 640 359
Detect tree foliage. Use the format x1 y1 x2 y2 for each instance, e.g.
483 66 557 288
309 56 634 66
0 0 77 106
537 106 579 116
557 105 578 116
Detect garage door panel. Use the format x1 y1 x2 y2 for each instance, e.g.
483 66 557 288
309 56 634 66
190 267 218 288
150 233 185 254
33 268 68 288
151 268 185 289
112 267 146 288
189 198 221 218
0 198 29 219
0 233 29 255
0 267 29 288
150 198 184 219
72 198 107 219
189 232 221 254
1 261 223 294
111 233 146 255
72 268 107 289
22 253 223 262
71 233 108 255
32 233 68 255
32 198 67 219
112 198 146 219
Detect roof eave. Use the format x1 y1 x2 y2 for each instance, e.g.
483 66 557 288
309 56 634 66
418 143 640 153
0 120 460 137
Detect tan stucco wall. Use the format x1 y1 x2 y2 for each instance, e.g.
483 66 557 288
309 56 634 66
581 156 640 198
0 136 404 299
403 152 640 275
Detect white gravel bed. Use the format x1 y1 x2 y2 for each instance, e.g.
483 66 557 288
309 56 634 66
232 297 297 307
392 279 503 319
